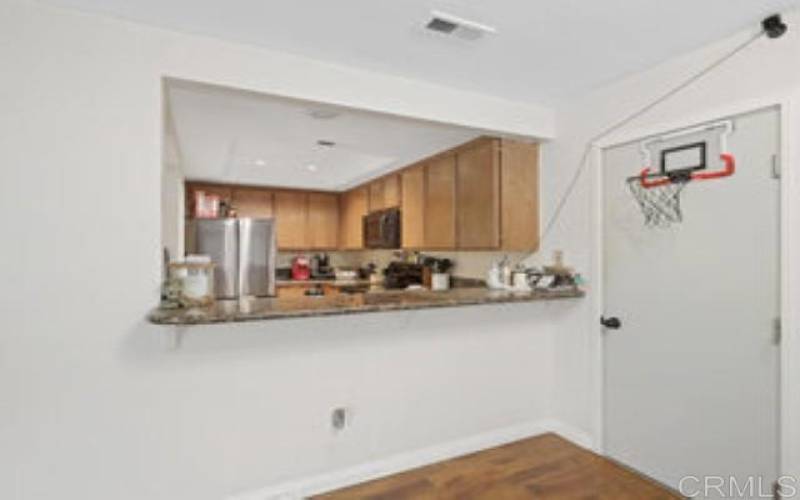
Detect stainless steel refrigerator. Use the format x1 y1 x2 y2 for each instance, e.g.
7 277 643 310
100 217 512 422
189 218 276 298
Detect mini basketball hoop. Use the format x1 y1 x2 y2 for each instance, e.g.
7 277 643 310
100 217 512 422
627 121 736 227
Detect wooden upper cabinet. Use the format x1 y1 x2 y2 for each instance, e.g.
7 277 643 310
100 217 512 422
307 192 339 249
182 136 539 252
368 175 401 212
274 191 308 249
232 187 273 218
456 139 500 249
340 187 368 249
383 174 401 208
424 154 456 249
368 180 385 212
401 166 425 249
501 139 540 251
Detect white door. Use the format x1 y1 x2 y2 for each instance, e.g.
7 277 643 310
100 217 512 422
603 107 780 499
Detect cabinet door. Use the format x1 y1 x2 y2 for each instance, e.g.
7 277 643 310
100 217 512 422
232 187 273 218
383 175 401 208
424 155 456 249
401 166 425 248
307 192 339 249
368 180 385 212
501 140 540 250
340 187 368 249
276 285 310 299
457 139 500 249
274 191 308 249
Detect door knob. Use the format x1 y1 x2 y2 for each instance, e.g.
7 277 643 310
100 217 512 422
600 316 622 329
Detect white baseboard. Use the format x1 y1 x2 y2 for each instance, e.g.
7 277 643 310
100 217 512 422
229 419 596 500
545 419 596 450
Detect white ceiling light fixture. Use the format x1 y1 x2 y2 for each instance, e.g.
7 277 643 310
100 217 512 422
425 10 497 41
306 164 318 172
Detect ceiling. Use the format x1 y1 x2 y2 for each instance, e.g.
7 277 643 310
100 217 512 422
42 0 800 104
166 80 481 190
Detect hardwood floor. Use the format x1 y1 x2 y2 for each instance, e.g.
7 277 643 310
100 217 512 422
312 433 681 500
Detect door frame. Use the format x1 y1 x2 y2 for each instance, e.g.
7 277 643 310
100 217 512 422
590 94 800 485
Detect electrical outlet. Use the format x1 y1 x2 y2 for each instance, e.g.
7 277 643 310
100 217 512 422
331 407 349 431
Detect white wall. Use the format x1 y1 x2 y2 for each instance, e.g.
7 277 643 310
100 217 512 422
0 2 563 499
541 9 800 481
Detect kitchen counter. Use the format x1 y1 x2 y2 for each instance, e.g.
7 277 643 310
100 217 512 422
148 286 584 326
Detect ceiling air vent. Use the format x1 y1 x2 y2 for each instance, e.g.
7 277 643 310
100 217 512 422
425 11 496 41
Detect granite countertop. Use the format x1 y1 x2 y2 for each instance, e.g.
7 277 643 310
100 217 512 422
148 286 585 326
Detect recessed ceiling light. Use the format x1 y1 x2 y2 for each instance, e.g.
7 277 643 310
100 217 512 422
308 109 340 120
306 164 318 172
253 159 266 167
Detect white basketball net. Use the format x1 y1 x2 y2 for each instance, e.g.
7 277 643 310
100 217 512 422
627 176 689 228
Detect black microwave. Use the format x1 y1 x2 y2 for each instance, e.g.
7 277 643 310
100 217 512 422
363 208 401 249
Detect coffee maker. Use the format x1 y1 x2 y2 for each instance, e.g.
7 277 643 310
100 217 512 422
310 253 334 279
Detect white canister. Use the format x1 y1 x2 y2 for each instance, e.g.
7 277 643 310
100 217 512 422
512 271 531 291
431 273 450 291
170 259 215 305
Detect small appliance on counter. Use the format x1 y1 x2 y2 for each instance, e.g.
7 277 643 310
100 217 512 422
384 262 423 289
310 253 335 280
291 255 311 280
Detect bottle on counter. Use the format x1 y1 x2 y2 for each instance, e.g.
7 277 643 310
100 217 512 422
499 255 512 287
487 260 505 290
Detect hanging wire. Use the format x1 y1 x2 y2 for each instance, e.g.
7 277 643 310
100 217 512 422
537 28 765 244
